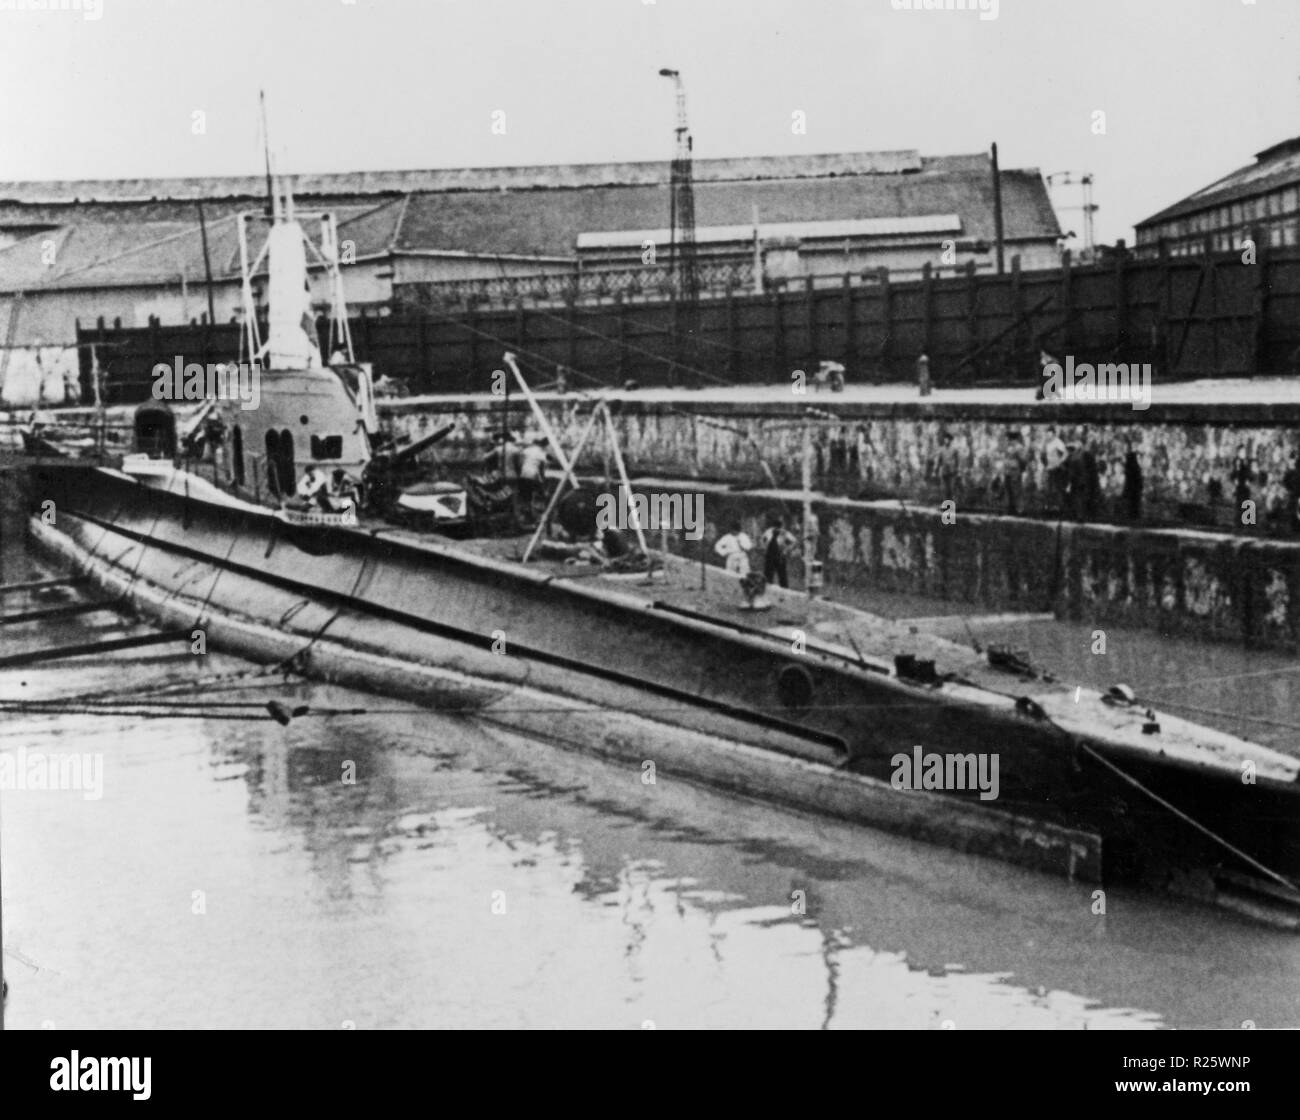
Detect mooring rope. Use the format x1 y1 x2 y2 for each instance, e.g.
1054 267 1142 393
1073 737 1298 895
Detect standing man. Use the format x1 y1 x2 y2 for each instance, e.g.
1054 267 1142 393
1122 444 1143 522
760 515 798 589
936 432 960 503
714 521 754 578
1036 350 1061 400
1231 444 1254 515
518 436 549 516
1063 440 1088 521
1082 439 1102 521
1001 431 1027 515
1043 426 1068 512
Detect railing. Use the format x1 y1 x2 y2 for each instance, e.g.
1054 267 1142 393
398 260 757 310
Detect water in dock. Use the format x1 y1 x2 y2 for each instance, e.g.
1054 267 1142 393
2 545 1298 1029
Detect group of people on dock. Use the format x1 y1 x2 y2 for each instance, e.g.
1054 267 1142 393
716 517 800 584
483 430 553 517
930 427 1300 532
935 426 1120 521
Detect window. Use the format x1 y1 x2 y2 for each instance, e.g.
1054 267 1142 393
265 430 281 496
310 434 343 460
266 429 295 496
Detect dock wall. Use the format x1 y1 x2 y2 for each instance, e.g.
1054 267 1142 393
383 395 1300 648
681 489 1300 651
384 394 1300 524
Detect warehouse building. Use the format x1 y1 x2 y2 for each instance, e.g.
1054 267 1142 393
1135 134 1300 255
0 148 1063 344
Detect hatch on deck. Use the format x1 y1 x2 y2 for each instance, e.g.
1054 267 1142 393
133 402 177 460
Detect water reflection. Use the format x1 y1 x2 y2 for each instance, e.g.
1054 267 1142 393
2 616 1298 1028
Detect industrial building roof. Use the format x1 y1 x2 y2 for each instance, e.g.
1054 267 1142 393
0 151 928 204
1137 135 1300 229
0 206 383 292
0 151 1060 289
387 160 1058 256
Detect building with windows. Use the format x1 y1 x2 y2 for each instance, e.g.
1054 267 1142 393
1135 135 1300 255
0 148 1063 343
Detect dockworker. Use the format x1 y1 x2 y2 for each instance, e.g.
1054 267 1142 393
1035 350 1061 400
760 515 798 589
1001 431 1027 515
1231 444 1253 511
1064 440 1088 520
296 463 331 510
484 431 522 476
331 468 360 512
1122 444 1143 521
714 521 754 578
1043 426 1068 510
936 432 960 502
1082 439 1102 520
517 436 549 515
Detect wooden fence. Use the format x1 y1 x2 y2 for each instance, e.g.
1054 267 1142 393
77 239 1300 402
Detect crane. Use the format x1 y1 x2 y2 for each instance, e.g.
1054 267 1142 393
1046 171 1099 259
659 68 700 384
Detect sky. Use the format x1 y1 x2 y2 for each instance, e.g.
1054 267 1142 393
0 0 1297 244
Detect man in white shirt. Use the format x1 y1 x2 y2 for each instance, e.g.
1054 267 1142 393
714 522 753 577
1043 427 1067 510
296 463 330 509
518 437 549 513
